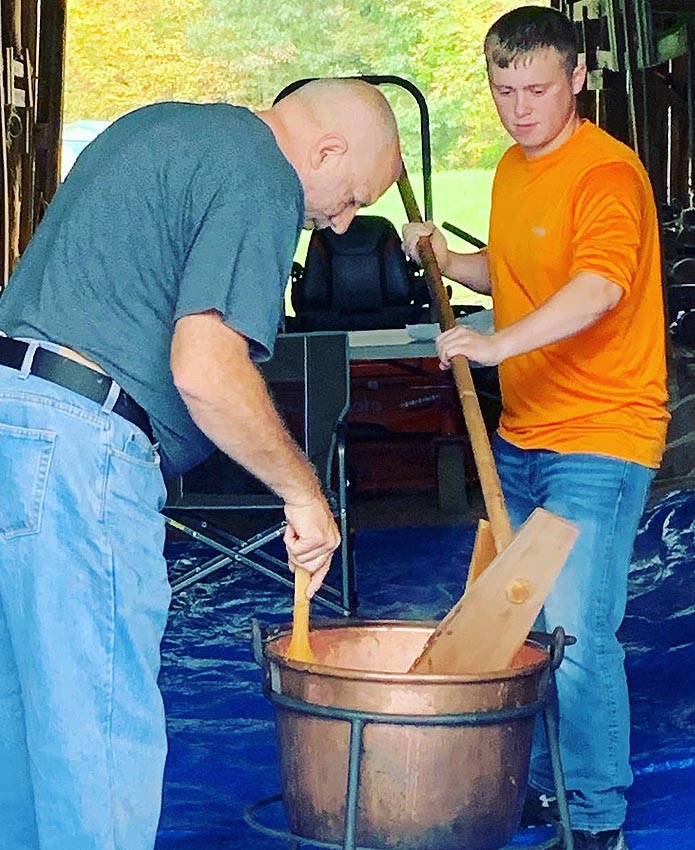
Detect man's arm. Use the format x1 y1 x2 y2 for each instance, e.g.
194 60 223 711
401 221 492 294
171 311 339 596
436 271 623 368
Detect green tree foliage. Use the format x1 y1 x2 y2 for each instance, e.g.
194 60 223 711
64 0 240 121
64 0 525 168
411 0 524 168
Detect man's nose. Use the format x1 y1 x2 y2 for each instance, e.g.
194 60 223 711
330 207 357 235
514 92 532 117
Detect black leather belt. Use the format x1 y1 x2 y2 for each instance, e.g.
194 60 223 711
0 336 153 441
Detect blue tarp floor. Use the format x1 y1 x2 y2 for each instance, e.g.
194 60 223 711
155 489 695 850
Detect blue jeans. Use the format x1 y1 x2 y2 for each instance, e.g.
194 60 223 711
0 364 171 850
492 435 655 833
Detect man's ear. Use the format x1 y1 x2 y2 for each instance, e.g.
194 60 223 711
309 132 348 169
571 63 587 96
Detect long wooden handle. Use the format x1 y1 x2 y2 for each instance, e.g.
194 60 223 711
286 567 314 663
397 166 513 552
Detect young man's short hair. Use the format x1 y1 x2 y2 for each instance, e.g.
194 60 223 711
484 5 579 76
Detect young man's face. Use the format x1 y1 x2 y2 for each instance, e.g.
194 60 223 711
487 47 586 159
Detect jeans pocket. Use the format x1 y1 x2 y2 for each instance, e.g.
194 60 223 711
0 422 56 539
108 431 166 513
114 431 161 467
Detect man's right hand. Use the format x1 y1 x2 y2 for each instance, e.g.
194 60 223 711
284 495 341 598
401 221 450 274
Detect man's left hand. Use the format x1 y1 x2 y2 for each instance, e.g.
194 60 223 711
436 325 506 368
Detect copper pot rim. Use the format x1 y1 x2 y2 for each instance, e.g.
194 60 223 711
263 618 549 684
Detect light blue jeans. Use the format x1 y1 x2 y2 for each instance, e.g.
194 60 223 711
0 363 171 850
493 435 655 833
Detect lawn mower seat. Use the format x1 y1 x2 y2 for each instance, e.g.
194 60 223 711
291 215 428 331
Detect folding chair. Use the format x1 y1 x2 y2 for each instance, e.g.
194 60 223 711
164 331 355 615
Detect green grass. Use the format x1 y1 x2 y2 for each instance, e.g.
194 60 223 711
291 169 495 312
370 168 494 246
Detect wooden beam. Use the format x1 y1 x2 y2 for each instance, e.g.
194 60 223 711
19 0 38 253
34 0 65 224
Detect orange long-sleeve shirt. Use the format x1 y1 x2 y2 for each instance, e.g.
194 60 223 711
489 120 669 468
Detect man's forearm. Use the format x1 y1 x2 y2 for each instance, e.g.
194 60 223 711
442 249 491 295
493 271 623 361
182 363 322 506
401 223 491 295
436 271 624 368
172 314 322 506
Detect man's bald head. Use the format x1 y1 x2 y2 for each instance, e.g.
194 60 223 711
258 78 402 234
283 78 399 159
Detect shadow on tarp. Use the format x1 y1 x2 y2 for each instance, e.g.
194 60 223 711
156 490 695 849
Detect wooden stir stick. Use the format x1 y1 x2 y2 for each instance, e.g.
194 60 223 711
286 566 315 663
397 166 513 556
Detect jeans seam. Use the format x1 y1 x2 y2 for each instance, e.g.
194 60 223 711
593 461 629 788
104 526 118 850
95 430 118 850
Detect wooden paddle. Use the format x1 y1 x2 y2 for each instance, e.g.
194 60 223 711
397 165 578 674
465 518 497 593
409 508 578 674
286 566 315 663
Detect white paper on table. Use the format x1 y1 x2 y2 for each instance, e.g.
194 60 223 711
406 309 495 341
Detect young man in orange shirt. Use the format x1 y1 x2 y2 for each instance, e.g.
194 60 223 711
403 7 668 850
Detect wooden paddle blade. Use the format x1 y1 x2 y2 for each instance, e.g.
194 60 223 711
464 518 497 593
286 567 315 663
409 508 579 675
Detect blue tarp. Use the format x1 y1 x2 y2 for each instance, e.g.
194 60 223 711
156 489 695 849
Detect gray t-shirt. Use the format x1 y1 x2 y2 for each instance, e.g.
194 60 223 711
0 102 304 474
